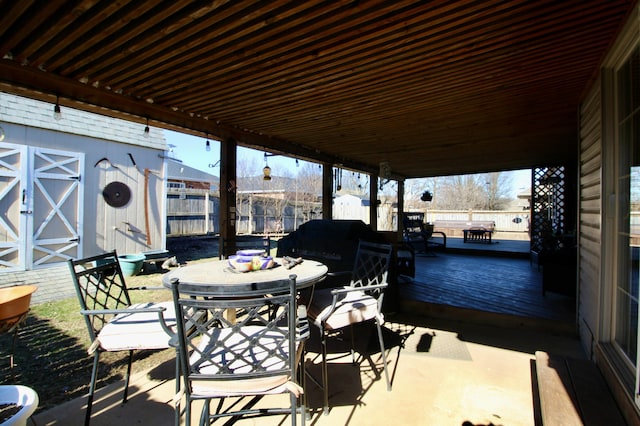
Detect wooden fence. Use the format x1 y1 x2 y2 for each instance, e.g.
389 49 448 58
167 189 531 238
166 189 322 236
166 189 220 236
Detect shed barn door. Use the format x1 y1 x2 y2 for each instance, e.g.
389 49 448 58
0 143 27 271
28 147 84 268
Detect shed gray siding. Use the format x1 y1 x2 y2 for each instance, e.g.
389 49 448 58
0 92 168 265
1 92 166 150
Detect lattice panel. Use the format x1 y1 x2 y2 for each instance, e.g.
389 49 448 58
531 167 566 253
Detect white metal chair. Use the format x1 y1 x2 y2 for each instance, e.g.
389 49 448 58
170 273 309 425
306 240 393 414
69 251 178 426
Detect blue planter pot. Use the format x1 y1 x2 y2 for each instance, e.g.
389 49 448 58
118 254 145 277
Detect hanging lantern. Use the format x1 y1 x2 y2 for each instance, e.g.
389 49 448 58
379 161 392 179
263 164 272 181
421 190 433 202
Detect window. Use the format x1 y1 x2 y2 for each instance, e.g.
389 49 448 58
614 45 640 403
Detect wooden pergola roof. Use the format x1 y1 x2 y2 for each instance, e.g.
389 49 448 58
0 1 634 179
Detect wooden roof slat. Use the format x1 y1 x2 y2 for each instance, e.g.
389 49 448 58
0 0 633 178
177 1 607 116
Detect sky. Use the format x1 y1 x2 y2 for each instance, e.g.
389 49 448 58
164 130 300 176
164 130 531 197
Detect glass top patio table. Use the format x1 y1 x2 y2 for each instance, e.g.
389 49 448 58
161 257 328 293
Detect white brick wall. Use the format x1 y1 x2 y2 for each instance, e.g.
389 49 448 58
0 265 74 305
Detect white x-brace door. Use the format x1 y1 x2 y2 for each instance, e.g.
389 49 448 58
0 142 84 270
0 143 27 270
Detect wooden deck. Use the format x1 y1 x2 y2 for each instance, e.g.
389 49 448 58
395 237 577 333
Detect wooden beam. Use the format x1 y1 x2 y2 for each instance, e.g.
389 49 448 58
219 138 237 257
0 60 380 176
322 163 333 220
369 173 378 230
397 179 405 241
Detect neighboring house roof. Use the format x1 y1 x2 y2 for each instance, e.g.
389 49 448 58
517 188 532 199
1 92 166 150
166 159 218 188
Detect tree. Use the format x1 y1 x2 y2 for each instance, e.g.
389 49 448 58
405 172 513 211
297 163 322 224
484 171 512 210
404 177 438 211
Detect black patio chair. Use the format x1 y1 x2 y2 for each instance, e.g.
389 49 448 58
402 212 445 255
170 273 309 425
68 251 178 426
305 240 393 414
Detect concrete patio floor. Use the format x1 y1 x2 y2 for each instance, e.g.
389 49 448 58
33 312 585 426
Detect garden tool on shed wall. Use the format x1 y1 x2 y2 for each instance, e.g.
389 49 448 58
144 168 151 246
102 181 131 207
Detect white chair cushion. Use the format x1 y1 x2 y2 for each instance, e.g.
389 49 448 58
97 301 176 351
308 287 380 330
189 325 302 397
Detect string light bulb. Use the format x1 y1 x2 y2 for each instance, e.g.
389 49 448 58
53 96 62 120
143 118 150 138
205 135 211 152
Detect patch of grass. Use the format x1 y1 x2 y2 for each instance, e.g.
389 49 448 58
0 261 208 414
0 238 219 414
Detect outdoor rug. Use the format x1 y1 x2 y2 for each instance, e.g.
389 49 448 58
412 330 473 361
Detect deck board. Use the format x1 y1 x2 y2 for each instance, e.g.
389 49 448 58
397 238 576 327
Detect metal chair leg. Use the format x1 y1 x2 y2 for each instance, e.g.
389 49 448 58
350 325 356 364
320 326 329 415
174 348 180 426
199 399 210 426
290 392 298 426
299 347 309 423
185 397 192 426
375 320 391 391
85 352 100 426
122 350 134 404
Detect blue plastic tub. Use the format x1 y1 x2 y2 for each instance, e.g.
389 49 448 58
118 254 145 277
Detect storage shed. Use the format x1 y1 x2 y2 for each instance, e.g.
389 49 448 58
0 92 168 272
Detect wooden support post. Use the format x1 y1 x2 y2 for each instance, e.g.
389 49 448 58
370 173 378 230
322 162 333 220
397 179 405 241
220 138 237 258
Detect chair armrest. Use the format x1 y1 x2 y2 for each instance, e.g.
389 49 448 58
80 306 166 316
329 282 388 295
326 270 351 278
81 305 176 337
317 270 352 290
127 286 167 291
314 283 389 325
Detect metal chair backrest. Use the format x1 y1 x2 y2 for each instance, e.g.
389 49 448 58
69 251 131 342
171 275 298 384
349 240 393 297
403 212 432 238
350 240 393 296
